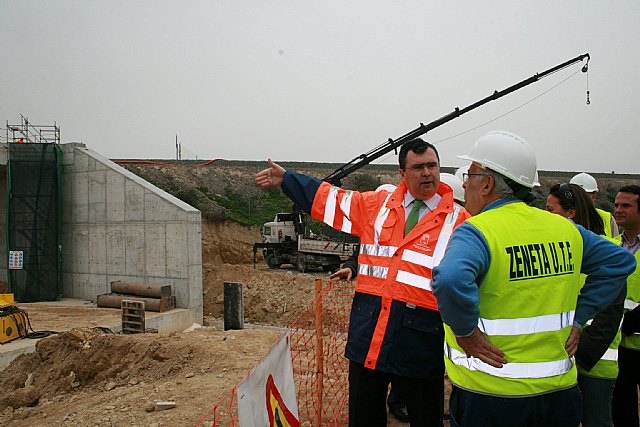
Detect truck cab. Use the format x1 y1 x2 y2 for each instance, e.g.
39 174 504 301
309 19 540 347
261 213 297 244
253 212 355 272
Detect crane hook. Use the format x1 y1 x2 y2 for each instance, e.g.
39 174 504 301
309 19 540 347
581 55 590 73
583 57 590 105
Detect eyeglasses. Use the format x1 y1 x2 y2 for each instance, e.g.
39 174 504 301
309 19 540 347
407 162 439 172
462 173 490 183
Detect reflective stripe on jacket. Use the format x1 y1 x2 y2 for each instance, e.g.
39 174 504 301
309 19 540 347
311 180 470 371
578 317 622 379
444 203 584 396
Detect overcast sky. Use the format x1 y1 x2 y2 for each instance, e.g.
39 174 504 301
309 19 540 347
1 1 638 173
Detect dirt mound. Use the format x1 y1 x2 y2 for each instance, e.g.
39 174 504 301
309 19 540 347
203 263 321 326
3 329 165 409
1 327 281 426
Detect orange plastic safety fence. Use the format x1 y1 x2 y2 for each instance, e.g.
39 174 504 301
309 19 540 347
194 386 239 427
195 278 354 427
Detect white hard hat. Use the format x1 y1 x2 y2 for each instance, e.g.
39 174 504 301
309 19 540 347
570 172 598 193
454 164 469 182
440 173 465 203
533 171 541 187
457 130 537 188
376 183 397 193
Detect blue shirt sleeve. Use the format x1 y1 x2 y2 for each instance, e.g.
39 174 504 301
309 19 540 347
574 226 636 326
432 222 490 336
281 171 322 213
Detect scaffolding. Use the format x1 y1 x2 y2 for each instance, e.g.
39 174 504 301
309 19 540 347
3 115 62 302
2 114 60 145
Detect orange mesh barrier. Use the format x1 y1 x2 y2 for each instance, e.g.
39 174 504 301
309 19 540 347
195 278 354 426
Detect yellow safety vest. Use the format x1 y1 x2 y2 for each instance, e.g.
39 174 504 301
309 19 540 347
578 236 623 379
596 208 613 238
444 202 583 396
578 323 621 379
621 249 640 350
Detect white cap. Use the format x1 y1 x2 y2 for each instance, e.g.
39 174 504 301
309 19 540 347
454 164 469 182
440 173 465 203
570 172 598 193
457 130 537 188
376 184 397 193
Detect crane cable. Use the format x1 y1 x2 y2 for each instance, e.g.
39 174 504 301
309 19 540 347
372 68 585 165
435 68 584 144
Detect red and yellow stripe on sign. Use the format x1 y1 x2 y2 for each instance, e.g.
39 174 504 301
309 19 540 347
265 374 300 427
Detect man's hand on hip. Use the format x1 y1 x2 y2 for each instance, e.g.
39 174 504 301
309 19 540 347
456 327 507 368
564 326 581 357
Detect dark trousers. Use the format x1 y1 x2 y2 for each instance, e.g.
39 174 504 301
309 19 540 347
612 346 640 427
348 361 443 427
387 384 404 408
577 374 615 427
448 384 581 427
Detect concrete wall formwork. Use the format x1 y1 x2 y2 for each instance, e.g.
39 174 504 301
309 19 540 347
60 143 203 324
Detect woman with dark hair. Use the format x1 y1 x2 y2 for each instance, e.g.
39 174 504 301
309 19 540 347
547 183 625 427
547 183 604 236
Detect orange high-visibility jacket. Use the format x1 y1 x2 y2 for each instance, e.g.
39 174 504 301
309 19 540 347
311 180 470 370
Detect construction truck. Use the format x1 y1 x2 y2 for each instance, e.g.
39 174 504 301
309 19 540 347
254 212 357 272
253 53 590 272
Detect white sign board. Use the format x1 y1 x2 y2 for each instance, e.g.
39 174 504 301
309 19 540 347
9 251 24 270
237 331 299 427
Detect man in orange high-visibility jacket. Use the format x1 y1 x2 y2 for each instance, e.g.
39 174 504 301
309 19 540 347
256 139 470 426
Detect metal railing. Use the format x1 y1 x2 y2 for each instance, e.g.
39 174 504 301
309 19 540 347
1 114 60 145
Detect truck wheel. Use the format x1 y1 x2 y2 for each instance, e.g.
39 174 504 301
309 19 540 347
296 255 307 273
265 254 281 269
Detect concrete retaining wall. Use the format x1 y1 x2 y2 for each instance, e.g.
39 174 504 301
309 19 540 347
60 143 202 323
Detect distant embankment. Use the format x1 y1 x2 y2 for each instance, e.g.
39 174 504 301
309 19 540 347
117 159 638 224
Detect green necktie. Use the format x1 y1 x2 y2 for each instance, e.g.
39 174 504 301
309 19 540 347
405 199 424 236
